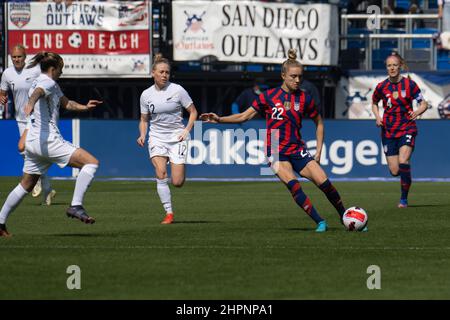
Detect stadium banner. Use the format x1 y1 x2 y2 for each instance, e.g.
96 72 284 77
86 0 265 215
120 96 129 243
336 71 450 119
1 120 448 179
76 120 449 179
5 1 152 78
172 1 338 66
0 120 73 177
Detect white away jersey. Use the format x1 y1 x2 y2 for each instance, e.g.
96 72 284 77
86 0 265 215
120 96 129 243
26 74 64 142
140 82 193 141
0 65 41 123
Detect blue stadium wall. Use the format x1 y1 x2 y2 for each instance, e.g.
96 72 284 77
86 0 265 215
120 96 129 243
0 120 449 179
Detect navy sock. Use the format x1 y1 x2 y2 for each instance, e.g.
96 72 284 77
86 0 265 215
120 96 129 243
287 180 324 224
319 179 346 217
399 164 411 200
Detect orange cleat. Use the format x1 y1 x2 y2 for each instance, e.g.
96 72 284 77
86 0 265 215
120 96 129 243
161 213 174 225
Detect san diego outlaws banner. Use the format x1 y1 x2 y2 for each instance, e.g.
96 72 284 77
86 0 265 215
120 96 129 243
6 1 151 77
172 0 338 65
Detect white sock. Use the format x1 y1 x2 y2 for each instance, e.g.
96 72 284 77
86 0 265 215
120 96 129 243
157 178 173 214
40 173 52 200
0 184 28 224
71 164 98 206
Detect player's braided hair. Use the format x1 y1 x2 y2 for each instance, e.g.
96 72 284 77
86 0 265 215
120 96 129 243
27 51 63 72
386 51 411 79
152 53 170 70
281 48 303 75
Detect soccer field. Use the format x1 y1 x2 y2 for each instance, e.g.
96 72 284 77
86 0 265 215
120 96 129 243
1 177 450 299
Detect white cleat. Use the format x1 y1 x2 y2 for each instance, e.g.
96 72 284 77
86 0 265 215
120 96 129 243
32 179 42 198
43 189 56 206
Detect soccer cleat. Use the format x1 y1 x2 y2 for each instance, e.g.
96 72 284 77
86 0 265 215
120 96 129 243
315 220 328 233
31 179 42 197
66 205 95 224
0 224 11 238
43 189 56 206
398 199 408 208
161 213 174 225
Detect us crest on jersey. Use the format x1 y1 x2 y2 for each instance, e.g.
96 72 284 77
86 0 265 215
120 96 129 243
294 103 300 111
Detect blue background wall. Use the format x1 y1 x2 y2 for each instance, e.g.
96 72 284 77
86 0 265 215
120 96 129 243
0 120 72 177
1 119 449 179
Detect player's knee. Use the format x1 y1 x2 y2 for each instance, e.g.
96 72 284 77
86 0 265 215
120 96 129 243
390 169 399 176
156 171 168 180
172 179 185 188
89 158 100 166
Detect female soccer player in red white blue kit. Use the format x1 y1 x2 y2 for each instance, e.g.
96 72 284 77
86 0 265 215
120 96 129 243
201 49 350 233
372 52 428 208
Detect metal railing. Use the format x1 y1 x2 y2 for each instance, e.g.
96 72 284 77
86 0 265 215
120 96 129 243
340 13 440 70
340 33 436 70
341 14 441 36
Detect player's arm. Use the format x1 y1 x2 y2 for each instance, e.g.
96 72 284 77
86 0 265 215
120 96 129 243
409 100 428 121
178 104 198 141
24 87 45 115
137 113 149 147
371 103 383 127
60 96 102 112
18 129 28 153
0 89 7 105
200 106 258 124
311 114 324 163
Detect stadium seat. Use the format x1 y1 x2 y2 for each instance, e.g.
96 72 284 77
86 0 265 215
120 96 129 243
412 28 438 49
372 48 393 69
404 49 432 70
347 28 371 49
380 28 405 49
437 50 450 70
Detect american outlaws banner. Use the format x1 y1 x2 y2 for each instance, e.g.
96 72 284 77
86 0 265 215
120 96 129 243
172 0 338 65
6 1 151 77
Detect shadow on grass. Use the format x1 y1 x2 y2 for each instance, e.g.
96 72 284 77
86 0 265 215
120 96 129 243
285 227 341 232
407 204 448 208
47 233 119 237
172 220 220 224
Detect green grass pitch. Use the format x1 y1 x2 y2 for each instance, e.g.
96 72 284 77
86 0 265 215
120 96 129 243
1 177 450 299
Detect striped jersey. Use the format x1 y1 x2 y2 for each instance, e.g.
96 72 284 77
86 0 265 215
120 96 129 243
251 87 319 157
372 77 424 138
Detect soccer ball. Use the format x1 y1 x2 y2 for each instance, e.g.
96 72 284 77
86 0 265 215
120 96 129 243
342 206 368 231
68 32 82 48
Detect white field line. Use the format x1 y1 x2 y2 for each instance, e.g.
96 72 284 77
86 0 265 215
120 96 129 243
1 244 450 251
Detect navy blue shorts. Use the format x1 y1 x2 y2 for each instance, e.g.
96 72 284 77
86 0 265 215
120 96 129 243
274 151 315 173
382 134 416 156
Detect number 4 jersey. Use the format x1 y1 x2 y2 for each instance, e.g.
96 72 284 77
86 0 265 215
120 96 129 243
372 77 424 139
251 87 319 157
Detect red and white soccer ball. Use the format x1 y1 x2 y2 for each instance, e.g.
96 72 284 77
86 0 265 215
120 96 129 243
343 206 368 231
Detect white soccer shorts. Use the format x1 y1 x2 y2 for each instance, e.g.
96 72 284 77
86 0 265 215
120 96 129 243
148 137 188 165
23 135 78 174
